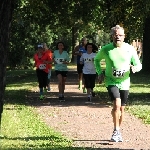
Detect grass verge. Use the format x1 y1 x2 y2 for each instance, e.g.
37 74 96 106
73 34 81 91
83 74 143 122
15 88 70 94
1 69 85 150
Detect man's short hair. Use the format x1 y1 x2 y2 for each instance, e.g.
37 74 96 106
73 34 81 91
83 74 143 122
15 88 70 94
110 25 124 35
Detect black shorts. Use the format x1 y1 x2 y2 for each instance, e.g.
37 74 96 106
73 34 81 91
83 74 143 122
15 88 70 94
107 85 129 106
55 70 68 77
77 64 84 74
83 74 96 89
36 69 48 88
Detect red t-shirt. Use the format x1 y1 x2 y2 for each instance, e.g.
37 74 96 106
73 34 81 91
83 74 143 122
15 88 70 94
34 51 52 73
45 49 53 69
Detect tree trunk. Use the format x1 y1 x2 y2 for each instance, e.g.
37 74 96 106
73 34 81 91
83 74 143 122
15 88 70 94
142 17 150 72
71 26 79 62
0 0 15 130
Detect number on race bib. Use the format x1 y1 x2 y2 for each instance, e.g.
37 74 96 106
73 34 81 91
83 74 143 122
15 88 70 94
39 64 46 70
55 58 64 64
84 58 93 62
59 59 64 62
113 69 125 77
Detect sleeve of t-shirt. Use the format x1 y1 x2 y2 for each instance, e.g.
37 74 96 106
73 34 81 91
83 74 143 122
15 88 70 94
52 51 56 59
131 47 142 72
80 54 84 62
94 48 105 75
48 50 53 59
47 53 52 61
79 48 85 54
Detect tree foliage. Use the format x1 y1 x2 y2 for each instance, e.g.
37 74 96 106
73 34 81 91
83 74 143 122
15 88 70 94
5 0 150 69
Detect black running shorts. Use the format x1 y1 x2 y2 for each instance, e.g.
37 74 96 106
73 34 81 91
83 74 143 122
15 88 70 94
77 64 84 74
55 70 68 77
107 85 129 106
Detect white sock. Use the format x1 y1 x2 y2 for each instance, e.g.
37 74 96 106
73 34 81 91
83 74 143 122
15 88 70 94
115 127 120 131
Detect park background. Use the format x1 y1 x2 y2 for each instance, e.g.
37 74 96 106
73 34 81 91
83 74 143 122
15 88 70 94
1 0 150 149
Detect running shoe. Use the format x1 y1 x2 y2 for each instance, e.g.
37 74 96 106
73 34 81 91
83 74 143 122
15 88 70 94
83 88 87 93
58 96 65 102
91 92 95 97
62 95 65 100
110 130 123 142
59 97 62 100
118 132 123 142
47 87 51 92
47 86 51 92
40 95 44 100
87 96 91 102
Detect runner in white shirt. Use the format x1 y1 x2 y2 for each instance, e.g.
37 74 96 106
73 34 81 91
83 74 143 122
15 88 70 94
80 43 97 101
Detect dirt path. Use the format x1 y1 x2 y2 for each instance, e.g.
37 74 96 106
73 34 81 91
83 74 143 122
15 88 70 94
28 68 150 150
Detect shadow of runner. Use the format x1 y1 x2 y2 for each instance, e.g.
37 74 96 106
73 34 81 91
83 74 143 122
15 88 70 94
28 91 111 108
28 69 111 108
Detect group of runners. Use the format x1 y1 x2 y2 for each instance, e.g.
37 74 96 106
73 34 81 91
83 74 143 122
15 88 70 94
34 25 142 142
34 41 70 101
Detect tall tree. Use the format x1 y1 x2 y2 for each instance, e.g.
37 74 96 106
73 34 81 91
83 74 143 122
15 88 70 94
142 17 150 71
0 0 15 129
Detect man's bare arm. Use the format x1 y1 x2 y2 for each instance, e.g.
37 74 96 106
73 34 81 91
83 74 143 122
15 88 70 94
73 45 80 56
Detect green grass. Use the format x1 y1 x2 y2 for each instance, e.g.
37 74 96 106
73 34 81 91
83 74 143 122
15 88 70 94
126 72 150 124
1 66 150 149
1 69 86 150
1 105 73 149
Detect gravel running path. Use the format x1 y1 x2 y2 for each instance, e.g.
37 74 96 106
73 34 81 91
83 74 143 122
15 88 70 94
28 68 150 150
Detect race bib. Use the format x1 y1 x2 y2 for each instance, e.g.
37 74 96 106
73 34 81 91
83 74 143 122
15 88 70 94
39 64 46 70
84 58 93 62
55 58 64 64
112 68 126 78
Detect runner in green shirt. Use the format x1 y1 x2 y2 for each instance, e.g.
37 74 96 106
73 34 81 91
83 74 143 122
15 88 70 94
53 41 70 101
94 25 142 142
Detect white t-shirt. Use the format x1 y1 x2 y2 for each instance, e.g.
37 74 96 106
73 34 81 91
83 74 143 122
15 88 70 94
80 52 96 74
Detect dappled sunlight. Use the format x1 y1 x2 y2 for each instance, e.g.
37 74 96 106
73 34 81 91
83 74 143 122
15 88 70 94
130 87 150 93
130 83 150 88
6 82 37 87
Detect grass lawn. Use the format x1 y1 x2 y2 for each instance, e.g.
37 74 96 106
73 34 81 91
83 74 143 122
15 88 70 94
1 65 150 149
1 68 85 150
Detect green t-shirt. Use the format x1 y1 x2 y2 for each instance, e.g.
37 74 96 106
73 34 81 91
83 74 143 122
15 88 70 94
53 50 70 71
94 42 142 90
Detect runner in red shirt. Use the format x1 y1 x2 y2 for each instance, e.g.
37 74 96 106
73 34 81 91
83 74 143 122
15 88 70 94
34 44 52 100
42 43 53 91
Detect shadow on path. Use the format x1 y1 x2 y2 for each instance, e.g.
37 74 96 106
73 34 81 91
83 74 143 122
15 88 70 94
27 69 112 109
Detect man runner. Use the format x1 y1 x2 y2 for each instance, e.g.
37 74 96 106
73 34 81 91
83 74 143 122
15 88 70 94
94 25 142 142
